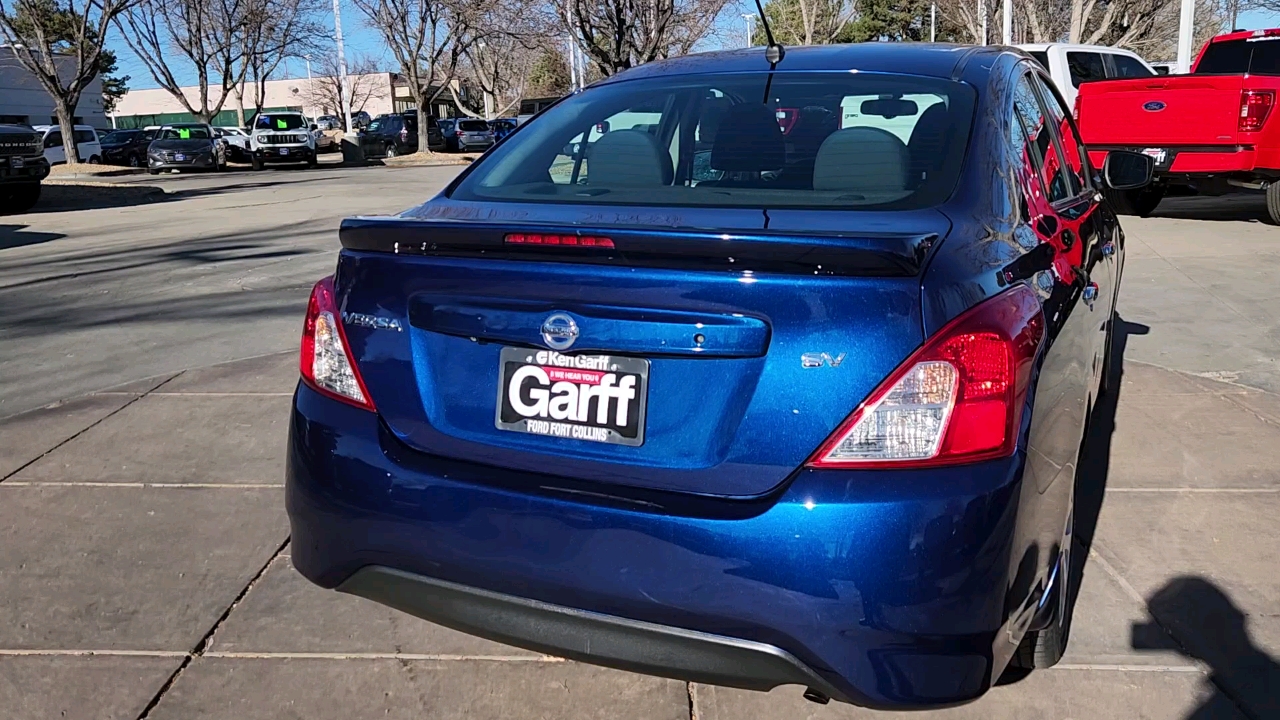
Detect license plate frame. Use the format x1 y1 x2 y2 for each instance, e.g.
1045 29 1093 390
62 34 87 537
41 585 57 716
279 147 290 155
10 156 24 169
174 153 186 162
495 347 648 447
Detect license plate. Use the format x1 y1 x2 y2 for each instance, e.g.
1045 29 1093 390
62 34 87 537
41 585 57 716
174 153 186 161
10 157 23 169
279 148 289 155
496 347 648 446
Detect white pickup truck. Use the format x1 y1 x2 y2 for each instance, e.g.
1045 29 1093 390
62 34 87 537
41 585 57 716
1016 43 1158 107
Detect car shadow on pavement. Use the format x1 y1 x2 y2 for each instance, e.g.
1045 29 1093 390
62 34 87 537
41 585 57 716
1133 576 1280 720
0 224 66 250
1151 193 1272 223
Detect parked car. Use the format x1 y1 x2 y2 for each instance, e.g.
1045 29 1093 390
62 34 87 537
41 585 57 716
0 123 50 213
99 128 156 167
316 115 341 131
351 110 372 130
1150 61 1176 75
1016 43 1157 106
213 126 251 162
1076 27 1280 220
287 44 1152 709
360 112 444 157
489 118 517 141
438 117 494 151
32 124 102 164
146 123 227 173
249 112 317 170
516 96 560 124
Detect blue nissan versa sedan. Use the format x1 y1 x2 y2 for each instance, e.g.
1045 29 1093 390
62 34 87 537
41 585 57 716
287 43 1153 708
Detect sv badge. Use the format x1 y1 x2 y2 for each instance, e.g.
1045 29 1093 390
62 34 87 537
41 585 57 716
801 352 846 368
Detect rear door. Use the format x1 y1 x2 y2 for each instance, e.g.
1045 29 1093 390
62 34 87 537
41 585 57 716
43 131 65 164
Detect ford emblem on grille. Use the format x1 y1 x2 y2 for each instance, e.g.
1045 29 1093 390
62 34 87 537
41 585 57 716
1143 101 1166 112
540 313 579 351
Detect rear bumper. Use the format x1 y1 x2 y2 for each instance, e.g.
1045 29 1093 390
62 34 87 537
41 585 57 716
287 382 1029 709
1088 146 1280 178
340 565 849 701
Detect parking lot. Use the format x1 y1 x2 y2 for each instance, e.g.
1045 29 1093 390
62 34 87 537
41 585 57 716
1 167 1277 719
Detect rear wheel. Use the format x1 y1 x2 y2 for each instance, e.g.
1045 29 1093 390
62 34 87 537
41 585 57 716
128 154 141 168
251 156 264 171
1010 492 1075 671
384 143 398 159
87 155 100 165
1103 186 1164 217
1266 182 1280 225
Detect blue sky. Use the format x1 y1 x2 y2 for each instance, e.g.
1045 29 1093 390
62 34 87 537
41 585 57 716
110 2 1280 91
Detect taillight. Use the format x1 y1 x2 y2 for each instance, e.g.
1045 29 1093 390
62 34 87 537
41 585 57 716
505 233 615 248
300 276 375 411
1239 90 1275 132
807 284 1044 469
456 130 465 137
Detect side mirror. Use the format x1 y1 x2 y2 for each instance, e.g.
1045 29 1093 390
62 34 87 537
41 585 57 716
310 123 318 131
1103 150 1154 190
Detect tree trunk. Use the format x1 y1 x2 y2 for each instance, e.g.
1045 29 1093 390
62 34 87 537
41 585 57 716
235 83 247 127
417 94 432 155
55 98 81 167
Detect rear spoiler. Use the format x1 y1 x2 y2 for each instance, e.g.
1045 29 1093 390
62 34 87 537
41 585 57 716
339 216 937 277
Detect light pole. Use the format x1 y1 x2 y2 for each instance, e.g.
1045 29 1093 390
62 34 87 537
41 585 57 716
1176 0 1195 73
742 13 756 48
980 0 988 45
1002 0 1012 44
332 0 354 135
930 3 936 42
304 54 313 117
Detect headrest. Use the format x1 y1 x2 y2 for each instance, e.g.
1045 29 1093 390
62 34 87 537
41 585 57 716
710 104 785 172
588 129 671 187
813 127 909 193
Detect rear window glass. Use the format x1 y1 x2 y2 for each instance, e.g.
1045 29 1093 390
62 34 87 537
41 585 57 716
452 72 976 211
1109 54 1154 78
1029 51 1050 72
459 119 489 131
254 114 306 130
1197 38 1280 74
1067 52 1106 87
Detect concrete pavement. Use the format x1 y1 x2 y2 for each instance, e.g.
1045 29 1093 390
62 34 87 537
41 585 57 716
3 174 1280 718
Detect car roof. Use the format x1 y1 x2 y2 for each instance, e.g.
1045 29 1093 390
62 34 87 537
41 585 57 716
1014 43 1141 55
32 124 99 132
598 44 996 86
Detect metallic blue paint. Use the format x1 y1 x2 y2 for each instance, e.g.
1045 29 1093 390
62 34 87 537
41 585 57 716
286 43 1125 708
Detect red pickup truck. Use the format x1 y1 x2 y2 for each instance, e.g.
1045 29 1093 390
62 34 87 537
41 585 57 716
1075 28 1280 221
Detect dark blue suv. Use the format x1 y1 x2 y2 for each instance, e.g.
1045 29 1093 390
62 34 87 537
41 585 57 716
286 44 1152 708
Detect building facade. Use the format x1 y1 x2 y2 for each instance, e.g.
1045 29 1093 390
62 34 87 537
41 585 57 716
0 47 107 128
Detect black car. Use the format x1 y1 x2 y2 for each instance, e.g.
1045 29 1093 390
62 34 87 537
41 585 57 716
360 112 444 158
99 128 156 167
438 117 494 152
488 118 517 141
147 124 227 173
0 124 49 213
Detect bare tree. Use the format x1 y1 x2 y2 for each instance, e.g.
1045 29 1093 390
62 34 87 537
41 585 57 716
353 0 492 153
0 0 133 165
242 0 326 119
115 0 249 123
566 0 731 77
754 0 857 45
306 52 387 123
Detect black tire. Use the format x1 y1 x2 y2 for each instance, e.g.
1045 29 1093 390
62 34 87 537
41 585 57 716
128 154 141 168
1 183 41 214
306 155 318 168
1103 186 1164 217
1266 182 1280 225
1010 496 1075 671
147 169 159 175
87 155 100 165
384 143 398 159
251 156 264 171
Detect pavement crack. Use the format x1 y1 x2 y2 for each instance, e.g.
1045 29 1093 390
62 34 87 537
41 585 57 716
0 372 183 485
133 536 290 720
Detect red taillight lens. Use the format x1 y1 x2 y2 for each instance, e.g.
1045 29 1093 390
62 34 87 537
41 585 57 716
456 130 465 137
300 276 375 411
505 233 615 248
399 128 408 140
1240 90 1275 132
807 284 1044 469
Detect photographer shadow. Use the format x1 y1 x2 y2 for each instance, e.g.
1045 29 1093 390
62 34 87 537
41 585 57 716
1134 576 1280 720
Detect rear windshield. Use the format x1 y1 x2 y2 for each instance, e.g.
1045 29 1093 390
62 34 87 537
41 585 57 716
101 130 137 143
1196 38 1280 74
452 72 976 210
459 119 490 131
254 114 306 130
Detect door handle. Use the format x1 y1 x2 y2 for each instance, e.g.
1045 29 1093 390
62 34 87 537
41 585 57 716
1102 241 1116 257
1082 282 1099 309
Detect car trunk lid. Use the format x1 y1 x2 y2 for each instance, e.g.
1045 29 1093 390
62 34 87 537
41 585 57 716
1077 75 1245 147
333 204 944 498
